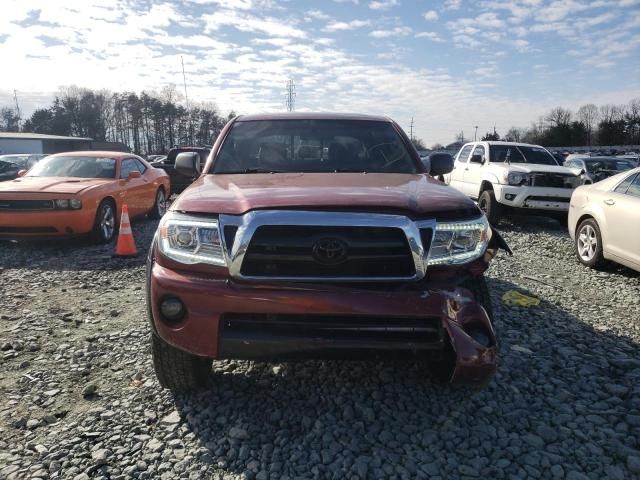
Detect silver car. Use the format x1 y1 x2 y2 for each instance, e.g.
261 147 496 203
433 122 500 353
568 167 640 272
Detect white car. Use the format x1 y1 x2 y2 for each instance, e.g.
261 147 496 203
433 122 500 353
569 167 640 272
445 141 582 224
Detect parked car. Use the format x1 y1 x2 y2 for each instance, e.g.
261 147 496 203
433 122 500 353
0 151 170 243
569 167 640 272
445 141 582 224
150 146 210 194
617 153 640 167
0 154 47 181
564 156 635 183
146 113 511 392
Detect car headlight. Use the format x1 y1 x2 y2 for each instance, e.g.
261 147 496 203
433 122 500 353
428 217 491 265
158 212 226 266
507 172 530 186
54 199 69 209
70 199 82 209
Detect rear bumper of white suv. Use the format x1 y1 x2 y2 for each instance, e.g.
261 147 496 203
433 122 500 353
494 184 572 211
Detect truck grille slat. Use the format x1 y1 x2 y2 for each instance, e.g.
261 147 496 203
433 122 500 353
530 173 578 188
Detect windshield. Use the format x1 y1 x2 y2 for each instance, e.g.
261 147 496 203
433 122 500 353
0 155 31 168
212 119 417 174
27 156 117 178
490 145 558 165
585 159 634 173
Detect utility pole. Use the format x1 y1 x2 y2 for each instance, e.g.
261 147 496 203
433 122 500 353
474 125 478 141
13 90 22 130
285 79 296 112
181 56 189 106
409 117 414 141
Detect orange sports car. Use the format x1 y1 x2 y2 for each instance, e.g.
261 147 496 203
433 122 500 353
0 151 170 243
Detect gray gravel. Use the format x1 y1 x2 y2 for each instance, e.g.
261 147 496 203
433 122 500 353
1 214 639 479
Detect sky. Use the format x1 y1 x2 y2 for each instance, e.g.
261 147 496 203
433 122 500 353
0 0 639 146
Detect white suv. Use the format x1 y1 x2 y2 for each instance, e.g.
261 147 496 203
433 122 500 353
445 141 582 224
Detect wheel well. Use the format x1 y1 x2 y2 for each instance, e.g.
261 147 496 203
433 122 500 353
479 181 493 194
576 214 595 228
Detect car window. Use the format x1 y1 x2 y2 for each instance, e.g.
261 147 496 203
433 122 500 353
120 159 139 178
457 145 473 163
470 145 485 164
490 145 525 163
613 173 637 194
27 156 116 178
134 159 147 173
213 119 417 174
625 173 640 197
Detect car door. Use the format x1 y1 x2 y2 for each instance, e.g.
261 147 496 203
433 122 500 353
134 158 157 211
119 158 147 215
602 172 640 267
463 144 486 199
449 144 473 194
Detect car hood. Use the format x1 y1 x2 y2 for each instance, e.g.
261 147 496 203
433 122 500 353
172 173 481 219
505 164 581 175
0 176 114 194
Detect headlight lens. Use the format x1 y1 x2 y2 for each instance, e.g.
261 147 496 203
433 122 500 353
70 199 82 209
428 217 490 265
158 212 226 266
507 172 530 186
54 199 69 209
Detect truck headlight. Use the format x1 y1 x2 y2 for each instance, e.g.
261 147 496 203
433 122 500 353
428 217 490 265
507 172 530 186
158 212 226 266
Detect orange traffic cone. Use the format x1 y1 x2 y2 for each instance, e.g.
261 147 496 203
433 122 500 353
114 204 137 257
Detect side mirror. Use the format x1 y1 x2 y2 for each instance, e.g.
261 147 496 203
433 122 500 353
128 170 142 179
470 154 486 165
428 153 454 176
17 169 27 177
175 152 201 178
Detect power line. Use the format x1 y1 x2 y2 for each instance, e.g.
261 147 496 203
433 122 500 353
285 79 296 112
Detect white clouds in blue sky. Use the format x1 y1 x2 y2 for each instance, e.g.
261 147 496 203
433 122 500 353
0 0 638 144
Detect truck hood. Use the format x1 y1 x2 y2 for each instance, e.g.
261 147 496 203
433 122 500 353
504 164 580 175
0 176 114 194
171 173 481 219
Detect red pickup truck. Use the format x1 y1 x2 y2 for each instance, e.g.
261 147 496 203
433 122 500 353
146 113 510 392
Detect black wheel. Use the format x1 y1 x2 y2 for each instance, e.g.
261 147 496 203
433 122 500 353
575 218 605 268
478 190 501 224
148 188 166 220
92 199 116 244
151 333 211 391
461 275 493 321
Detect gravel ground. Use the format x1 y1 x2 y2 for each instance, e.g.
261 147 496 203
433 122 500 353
1 214 639 480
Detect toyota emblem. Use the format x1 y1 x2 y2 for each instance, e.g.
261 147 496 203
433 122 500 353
312 238 348 265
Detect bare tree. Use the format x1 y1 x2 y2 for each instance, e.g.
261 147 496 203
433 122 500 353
576 104 598 145
545 107 572 127
504 127 523 142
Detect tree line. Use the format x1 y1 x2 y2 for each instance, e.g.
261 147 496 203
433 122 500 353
0 86 234 155
457 99 640 149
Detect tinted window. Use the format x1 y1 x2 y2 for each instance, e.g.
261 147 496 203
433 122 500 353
27 156 116 179
457 145 473 163
584 159 634 173
614 173 637 194
470 145 486 163
213 120 417 174
120 159 139 178
490 145 557 165
134 159 147 173
490 145 525 163
625 174 640 197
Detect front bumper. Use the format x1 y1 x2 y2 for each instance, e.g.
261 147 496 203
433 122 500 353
0 209 96 238
495 185 573 211
149 263 497 385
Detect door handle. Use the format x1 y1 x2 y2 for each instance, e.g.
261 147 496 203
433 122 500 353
604 199 615 206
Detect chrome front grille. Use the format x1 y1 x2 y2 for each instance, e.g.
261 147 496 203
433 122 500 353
220 210 436 282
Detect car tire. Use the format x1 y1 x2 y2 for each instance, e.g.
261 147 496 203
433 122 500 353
575 218 605 268
478 190 501 224
148 188 166 220
462 275 493 321
151 333 212 392
92 199 117 244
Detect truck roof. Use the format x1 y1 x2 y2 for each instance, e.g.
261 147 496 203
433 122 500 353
474 141 545 148
236 112 391 122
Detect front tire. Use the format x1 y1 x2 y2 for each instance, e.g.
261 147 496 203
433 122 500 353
151 333 211 392
148 188 166 220
92 199 116 244
575 218 605 268
478 190 502 224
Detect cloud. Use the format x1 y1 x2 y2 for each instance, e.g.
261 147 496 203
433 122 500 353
415 31 444 42
369 0 399 10
423 10 439 21
203 10 306 38
369 26 412 38
324 19 371 32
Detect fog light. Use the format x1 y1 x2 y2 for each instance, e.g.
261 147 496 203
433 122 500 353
505 194 516 201
160 297 185 322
